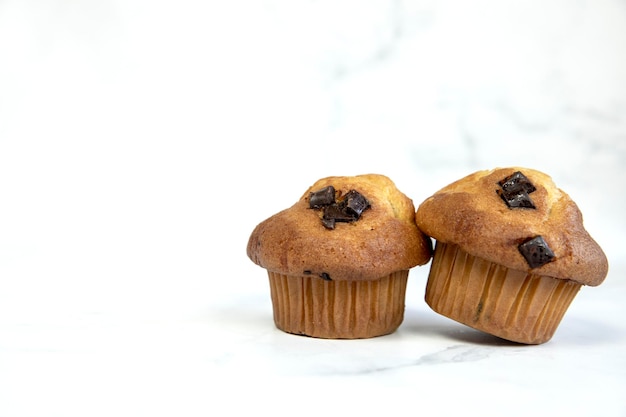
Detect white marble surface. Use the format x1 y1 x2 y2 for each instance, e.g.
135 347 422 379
1 1 625 416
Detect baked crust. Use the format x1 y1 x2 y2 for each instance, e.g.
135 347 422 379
415 167 608 286
247 174 432 281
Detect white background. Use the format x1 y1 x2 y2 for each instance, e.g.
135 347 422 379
1 1 625 416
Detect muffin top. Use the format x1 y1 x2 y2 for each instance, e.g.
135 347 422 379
247 174 432 281
415 167 608 286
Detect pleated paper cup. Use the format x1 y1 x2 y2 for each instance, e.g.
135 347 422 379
267 270 409 339
425 242 581 344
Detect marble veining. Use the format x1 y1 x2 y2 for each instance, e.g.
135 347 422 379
347 345 497 375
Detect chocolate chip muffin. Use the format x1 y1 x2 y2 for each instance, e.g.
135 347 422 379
415 167 608 344
247 174 432 339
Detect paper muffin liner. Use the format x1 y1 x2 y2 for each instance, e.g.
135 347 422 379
425 242 581 344
267 270 409 339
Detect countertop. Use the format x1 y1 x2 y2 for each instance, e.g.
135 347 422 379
2 266 624 416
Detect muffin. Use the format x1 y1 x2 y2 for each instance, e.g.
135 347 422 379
247 174 432 339
415 167 608 344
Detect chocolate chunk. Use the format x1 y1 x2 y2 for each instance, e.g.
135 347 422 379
321 217 336 230
309 186 336 209
499 171 536 195
309 186 371 229
343 190 370 218
321 204 359 230
323 204 356 223
498 189 536 208
498 171 537 209
303 270 332 280
319 272 332 281
518 236 555 268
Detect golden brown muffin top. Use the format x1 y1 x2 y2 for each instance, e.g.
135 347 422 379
247 174 432 281
415 167 608 286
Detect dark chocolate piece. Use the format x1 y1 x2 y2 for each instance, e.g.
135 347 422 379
303 270 332 280
309 185 336 208
498 189 536 208
319 272 332 281
321 217 336 230
308 186 371 229
497 171 537 209
323 204 356 223
518 236 555 268
499 171 536 195
343 190 370 217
